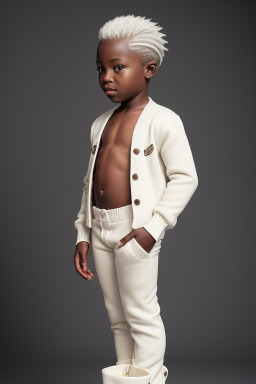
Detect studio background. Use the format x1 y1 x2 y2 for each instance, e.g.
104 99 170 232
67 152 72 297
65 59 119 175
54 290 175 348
1 0 255 382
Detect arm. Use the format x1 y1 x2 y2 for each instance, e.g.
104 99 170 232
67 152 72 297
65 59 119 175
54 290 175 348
143 114 199 242
73 167 94 281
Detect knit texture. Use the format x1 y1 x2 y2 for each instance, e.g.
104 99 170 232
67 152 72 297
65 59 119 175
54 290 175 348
74 96 198 244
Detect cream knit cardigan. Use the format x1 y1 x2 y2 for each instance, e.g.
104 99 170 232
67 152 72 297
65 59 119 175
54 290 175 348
74 96 198 245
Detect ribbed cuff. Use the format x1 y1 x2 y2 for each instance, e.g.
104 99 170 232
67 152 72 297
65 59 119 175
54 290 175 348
75 224 91 245
143 212 169 242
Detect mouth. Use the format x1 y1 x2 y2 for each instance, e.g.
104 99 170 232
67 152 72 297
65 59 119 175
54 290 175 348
104 88 117 95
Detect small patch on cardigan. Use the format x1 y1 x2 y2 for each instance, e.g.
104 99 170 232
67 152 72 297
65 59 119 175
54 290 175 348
144 143 154 156
91 144 97 154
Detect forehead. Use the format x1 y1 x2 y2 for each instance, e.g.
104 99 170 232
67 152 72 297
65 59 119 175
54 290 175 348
96 38 135 63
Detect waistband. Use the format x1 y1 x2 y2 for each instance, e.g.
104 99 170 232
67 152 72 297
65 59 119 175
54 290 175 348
92 204 133 222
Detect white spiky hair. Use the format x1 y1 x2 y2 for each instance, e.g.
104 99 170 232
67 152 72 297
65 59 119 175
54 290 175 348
98 14 168 67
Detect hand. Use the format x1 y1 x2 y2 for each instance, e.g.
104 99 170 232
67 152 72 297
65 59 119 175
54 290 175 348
74 241 94 280
118 227 156 254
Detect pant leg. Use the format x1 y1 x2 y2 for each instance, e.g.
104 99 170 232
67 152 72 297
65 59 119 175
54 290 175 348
91 215 135 365
91 204 167 384
114 231 166 384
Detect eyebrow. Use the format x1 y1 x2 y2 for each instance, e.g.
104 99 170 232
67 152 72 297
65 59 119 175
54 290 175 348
96 58 124 64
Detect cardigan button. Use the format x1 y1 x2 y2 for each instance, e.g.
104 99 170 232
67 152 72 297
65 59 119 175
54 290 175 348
132 173 138 180
133 148 140 155
134 199 140 205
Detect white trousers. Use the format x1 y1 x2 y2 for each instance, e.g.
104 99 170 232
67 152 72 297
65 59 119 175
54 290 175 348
91 203 167 384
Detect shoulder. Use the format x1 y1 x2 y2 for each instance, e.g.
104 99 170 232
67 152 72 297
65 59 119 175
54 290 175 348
152 102 181 124
90 105 119 139
151 101 184 143
91 105 116 127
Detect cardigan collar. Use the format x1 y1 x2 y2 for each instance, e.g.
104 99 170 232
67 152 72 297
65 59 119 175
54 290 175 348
97 96 159 146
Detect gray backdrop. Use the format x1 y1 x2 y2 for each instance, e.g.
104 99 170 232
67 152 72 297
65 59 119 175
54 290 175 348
1 0 255 376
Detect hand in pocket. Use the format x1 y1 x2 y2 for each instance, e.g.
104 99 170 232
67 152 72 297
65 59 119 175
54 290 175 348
117 227 156 254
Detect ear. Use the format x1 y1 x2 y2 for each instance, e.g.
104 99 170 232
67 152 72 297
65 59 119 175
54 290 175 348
144 61 158 79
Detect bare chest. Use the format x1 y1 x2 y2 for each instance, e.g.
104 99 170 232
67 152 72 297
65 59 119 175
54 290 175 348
99 110 143 151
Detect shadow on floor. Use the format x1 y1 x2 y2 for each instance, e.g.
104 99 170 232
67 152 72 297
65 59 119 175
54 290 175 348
1 361 256 384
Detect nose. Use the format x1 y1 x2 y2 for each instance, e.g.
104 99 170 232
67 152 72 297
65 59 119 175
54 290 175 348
102 69 113 83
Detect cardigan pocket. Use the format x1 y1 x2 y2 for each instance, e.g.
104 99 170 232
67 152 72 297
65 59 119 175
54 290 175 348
144 143 154 156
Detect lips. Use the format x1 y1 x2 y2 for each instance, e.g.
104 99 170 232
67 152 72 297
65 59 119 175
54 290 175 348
104 88 116 91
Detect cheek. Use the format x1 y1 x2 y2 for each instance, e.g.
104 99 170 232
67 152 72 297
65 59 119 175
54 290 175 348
120 70 132 80
121 72 144 88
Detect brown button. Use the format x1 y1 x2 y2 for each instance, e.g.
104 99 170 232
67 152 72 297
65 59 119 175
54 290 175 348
133 148 140 155
164 371 167 377
132 173 138 180
134 199 140 205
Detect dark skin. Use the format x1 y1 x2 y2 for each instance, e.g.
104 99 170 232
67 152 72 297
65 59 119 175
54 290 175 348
74 38 158 280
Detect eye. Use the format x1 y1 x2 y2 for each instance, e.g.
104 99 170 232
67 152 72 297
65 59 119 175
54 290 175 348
114 65 124 72
96 67 105 74
95 65 124 74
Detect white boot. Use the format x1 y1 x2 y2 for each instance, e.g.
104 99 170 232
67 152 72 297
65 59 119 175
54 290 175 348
163 365 168 383
102 363 151 384
155 365 169 384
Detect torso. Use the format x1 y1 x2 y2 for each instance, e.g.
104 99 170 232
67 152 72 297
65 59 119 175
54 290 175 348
92 107 144 209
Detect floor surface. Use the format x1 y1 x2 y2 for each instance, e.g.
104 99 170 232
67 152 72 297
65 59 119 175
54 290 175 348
1 362 256 383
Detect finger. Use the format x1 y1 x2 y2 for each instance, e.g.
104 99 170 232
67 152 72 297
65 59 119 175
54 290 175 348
74 257 90 279
81 262 87 272
81 263 94 279
118 230 135 247
81 262 94 279
84 266 94 277
85 267 94 275
76 265 90 279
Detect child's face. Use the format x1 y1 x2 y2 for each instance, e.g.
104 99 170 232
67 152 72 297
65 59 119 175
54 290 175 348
96 38 156 102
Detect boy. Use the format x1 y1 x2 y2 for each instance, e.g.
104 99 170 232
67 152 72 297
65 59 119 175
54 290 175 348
74 15 198 384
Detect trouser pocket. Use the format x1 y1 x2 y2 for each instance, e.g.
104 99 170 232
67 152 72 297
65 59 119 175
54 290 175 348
126 237 162 261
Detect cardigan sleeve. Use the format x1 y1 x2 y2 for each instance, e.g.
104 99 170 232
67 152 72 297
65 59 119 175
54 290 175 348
74 125 94 246
74 168 91 245
143 114 199 242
